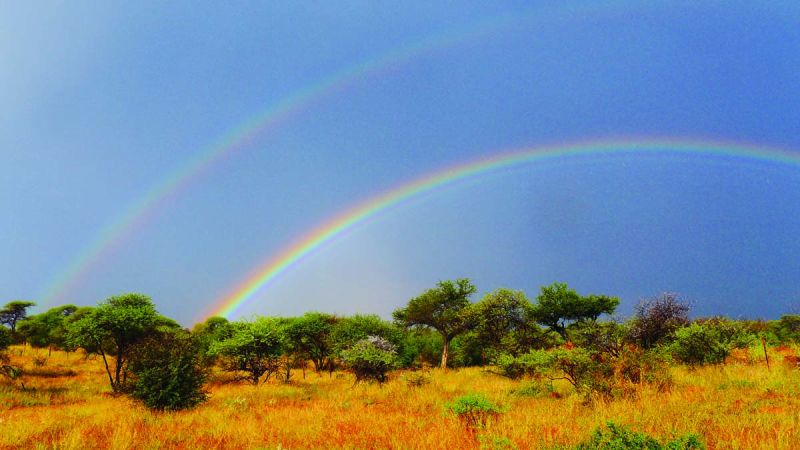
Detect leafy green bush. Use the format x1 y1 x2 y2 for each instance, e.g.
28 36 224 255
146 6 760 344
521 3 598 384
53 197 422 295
671 319 754 366
209 318 286 385
498 348 611 394
191 316 233 364
498 345 671 400
493 350 553 379
575 422 705 449
445 393 505 429
340 336 399 384
128 331 208 411
769 315 800 344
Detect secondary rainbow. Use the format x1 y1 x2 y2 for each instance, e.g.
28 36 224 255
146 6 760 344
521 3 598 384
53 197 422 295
207 137 800 320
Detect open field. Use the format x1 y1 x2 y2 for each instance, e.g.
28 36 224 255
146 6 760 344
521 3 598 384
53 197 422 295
1 346 799 449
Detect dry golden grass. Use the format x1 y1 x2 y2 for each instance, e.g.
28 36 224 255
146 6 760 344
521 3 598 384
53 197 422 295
1 345 799 449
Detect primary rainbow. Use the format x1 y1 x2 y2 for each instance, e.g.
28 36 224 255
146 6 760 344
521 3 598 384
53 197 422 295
206 137 800 320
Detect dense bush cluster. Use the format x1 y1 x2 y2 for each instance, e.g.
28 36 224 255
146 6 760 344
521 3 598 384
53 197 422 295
1 279 797 413
127 331 208 410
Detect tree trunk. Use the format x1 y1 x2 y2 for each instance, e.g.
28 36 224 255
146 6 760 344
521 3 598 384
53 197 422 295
99 351 115 390
440 337 450 369
284 359 292 383
114 356 123 391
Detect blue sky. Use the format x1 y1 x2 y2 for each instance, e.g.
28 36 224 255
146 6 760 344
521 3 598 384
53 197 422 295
2 1 799 324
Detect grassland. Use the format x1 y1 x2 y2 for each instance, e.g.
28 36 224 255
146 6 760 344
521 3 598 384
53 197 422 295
1 345 799 449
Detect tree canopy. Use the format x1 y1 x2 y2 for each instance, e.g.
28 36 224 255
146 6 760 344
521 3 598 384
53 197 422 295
530 282 619 340
66 293 163 391
283 312 338 372
393 278 477 368
470 288 548 356
209 317 286 385
0 301 36 335
17 305 77 351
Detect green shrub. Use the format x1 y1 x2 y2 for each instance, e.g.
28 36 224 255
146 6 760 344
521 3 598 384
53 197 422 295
445 393 505 429
770 315 800 344
493 350 553 379
499 345 672 401
128 331 208 411
208 318 285 385
671 319 754 366
340 336 399 384
575 422 705 449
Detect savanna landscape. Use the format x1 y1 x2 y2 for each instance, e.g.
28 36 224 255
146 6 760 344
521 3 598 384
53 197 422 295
2 282 800 449
4 2 800 449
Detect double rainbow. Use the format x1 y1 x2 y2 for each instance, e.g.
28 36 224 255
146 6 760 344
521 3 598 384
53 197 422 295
205 137 800 320
37 12 522 306
40 0 687 306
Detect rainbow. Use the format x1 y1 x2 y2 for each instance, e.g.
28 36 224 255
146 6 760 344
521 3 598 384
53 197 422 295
205 137 800 320
37 11 527 306
38 0 687 306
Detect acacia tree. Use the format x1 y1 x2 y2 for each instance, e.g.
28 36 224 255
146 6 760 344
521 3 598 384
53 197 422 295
66 293 162 391
17 305 77 354
284 312 337 372
0 301 36 336
209 318 285 385
470 288 549 357
671 318 753 365
192 316 233 363
531 282 619 340
393 279 477 369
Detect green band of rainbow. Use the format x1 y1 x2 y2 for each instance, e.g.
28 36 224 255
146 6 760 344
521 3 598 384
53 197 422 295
205 137 800 320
